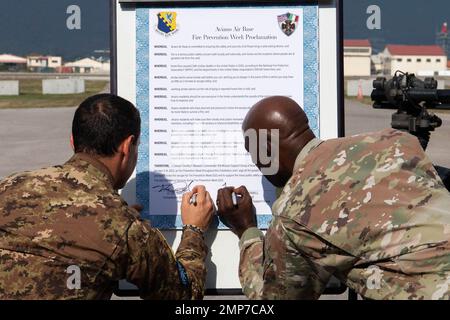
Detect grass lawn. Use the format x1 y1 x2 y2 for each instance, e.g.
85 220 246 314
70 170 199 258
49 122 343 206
0 79 109 109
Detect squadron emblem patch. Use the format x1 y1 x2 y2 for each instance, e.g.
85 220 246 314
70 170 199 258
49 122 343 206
176 261 190 288
156 11 178 35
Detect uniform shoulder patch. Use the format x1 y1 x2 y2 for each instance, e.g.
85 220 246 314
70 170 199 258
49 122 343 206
176 261 190 288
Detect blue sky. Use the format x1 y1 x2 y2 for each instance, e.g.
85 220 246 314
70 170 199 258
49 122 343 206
0 0 109 60
344 0 450 52
0 0 449 59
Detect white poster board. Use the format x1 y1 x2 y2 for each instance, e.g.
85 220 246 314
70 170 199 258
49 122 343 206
113 0 343 293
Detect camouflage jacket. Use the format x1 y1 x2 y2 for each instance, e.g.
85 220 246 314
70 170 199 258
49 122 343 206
240 129 450 300
0 153 207 300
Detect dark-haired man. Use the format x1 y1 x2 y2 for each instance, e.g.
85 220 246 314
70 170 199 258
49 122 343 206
0 94 214 299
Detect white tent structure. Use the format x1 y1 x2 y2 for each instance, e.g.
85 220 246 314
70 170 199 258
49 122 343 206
0 54 27 64
64 58 110 74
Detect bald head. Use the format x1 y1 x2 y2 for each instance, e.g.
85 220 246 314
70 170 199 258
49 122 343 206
243 96 311 137
242 96 316 187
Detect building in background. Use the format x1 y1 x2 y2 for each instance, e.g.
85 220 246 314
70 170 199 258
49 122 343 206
64 57 110 74
26 55 62 72
0 54 27 71
382 45 447 76
344 39 372 77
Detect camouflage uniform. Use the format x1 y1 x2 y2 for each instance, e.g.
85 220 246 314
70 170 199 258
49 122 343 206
240 129 450 300
0 153 207 300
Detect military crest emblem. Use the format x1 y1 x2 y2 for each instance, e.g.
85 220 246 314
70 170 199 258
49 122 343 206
156 12 178 35
277 13 299 36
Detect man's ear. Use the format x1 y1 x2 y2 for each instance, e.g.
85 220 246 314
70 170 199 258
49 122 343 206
70 134 75 151
119 135 135 156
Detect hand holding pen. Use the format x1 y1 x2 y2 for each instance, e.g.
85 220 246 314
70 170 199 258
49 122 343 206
181 185 214 232
215 186 257 238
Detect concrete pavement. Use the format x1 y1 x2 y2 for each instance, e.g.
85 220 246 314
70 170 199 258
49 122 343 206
0 107 75 179
345 99 450 168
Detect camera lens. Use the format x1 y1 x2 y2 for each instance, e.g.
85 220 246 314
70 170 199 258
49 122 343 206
373 77 386 90
424 78 438 89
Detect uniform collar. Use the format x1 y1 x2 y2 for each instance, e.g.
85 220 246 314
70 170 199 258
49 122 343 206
67 153 116 188
293 138 323 173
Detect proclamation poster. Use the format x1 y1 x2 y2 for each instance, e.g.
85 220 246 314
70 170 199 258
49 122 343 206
135 5 319 229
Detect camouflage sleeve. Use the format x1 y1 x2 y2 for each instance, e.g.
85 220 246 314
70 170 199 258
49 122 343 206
125 220 207 300
239 227 265 299
175 228 208 299
239 216 333 300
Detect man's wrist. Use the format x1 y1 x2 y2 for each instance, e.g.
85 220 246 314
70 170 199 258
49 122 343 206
238 227 263 250
177 225 208 263
236 224 257 238
182 224 205 237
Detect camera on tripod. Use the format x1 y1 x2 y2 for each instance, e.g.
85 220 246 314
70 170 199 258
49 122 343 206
371 71 450 190
371 71 450 149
